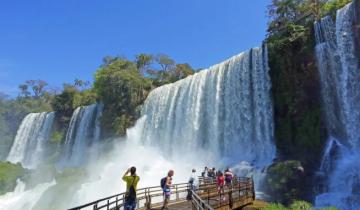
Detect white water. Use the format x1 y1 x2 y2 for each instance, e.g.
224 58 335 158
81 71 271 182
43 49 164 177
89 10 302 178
6 112 55 169
315 3 360 209
142 46 275 168
69 117 201 208
0 179 55 210
69 46 275 208
60 103 103 167
0 47 275 209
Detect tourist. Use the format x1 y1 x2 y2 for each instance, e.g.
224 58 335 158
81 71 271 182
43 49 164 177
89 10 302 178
187 169 198 200
202 166 208 177
161 170 174 210
225 168 233 187
210 167 216 179
217 171 225 201
122 167 140 210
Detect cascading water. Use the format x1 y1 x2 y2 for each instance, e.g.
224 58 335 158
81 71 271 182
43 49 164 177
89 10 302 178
68 46 276 208
1 47 275 209
6 112 55 169
315 2 360 209
0 179 56 210
142 45 275 176
59 103 103 167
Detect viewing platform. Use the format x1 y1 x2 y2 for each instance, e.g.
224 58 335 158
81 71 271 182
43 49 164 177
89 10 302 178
68 176 256 210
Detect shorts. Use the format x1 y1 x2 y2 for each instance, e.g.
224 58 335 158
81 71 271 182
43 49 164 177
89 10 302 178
163 188 171 199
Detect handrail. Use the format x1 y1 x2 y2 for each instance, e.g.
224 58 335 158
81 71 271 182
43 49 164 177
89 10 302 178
68 182 189 210
191 177 255 210
68 176 254 210
191 190 215 210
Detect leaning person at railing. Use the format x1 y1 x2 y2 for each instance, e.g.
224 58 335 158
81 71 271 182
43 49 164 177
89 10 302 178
161 170 174 210
122 167 140 210
186 169 199 200
216 171 226 201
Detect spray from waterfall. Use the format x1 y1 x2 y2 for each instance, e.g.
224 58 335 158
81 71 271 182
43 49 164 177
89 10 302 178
65 46 276 208
314 2 360 209
1 46 275 209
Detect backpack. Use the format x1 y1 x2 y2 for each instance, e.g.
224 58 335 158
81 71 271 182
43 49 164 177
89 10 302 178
125 176 137 202
160 177 167 189
188 177 194 185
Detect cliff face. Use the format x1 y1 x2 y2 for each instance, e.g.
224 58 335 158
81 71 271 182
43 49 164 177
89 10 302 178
267 24 328 201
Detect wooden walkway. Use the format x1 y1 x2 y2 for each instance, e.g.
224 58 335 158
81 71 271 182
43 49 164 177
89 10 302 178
68 177 255 210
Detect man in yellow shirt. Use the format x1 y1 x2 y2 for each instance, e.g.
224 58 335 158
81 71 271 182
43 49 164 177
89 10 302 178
122 167 140 210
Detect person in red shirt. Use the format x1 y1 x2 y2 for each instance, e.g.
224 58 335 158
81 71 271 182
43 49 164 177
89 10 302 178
216 171 225 201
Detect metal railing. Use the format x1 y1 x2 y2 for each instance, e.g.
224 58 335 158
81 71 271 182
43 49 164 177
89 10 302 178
191 177 255 210
68 177 254 210
68 183 189 210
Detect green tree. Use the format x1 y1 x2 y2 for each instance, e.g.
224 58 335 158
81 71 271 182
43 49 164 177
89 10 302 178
155 54 175 72
135 53 153 75
51 84 77 122
174 63 194 80
25 80 48 98
94 58 152 136
18 84 30 98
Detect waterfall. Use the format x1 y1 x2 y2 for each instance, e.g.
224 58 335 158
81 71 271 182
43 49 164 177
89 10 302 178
141 45 275 169
315 2 360 209
60 103 103 167
0 179 56 210
6 112 55 169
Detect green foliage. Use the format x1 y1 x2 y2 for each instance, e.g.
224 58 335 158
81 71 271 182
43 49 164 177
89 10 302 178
50 130 64 144
289 200 312 210
265 161 305 204
0 96 52 159
317 207 339 210
265 2 355 204
155 54 175 71
51 83 97 127
263 203 288 210
321 0 352 17
0 161 27 195
51 84 77 118
94 58 152 136
136 53 153 75
264 200 337 210
72 89 97 108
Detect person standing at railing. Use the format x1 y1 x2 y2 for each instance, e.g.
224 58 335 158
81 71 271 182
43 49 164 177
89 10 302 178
217 171 225 201
161 169 174 210
122 167 140 210
187 169 199 200
224 168 233 187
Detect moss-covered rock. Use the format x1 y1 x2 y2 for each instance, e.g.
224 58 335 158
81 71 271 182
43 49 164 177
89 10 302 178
265 161 305 204
0 161 28 195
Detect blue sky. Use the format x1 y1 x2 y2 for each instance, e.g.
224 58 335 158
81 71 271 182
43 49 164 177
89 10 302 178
0 0 271 96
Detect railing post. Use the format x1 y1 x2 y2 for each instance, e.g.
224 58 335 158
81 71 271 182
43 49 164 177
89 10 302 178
251 178 255 201
93 203 97 210
176 184 179 200
207 188 210 205
115 196 119 210
229 187 233 208
146 188 152 210
107 199 110 210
